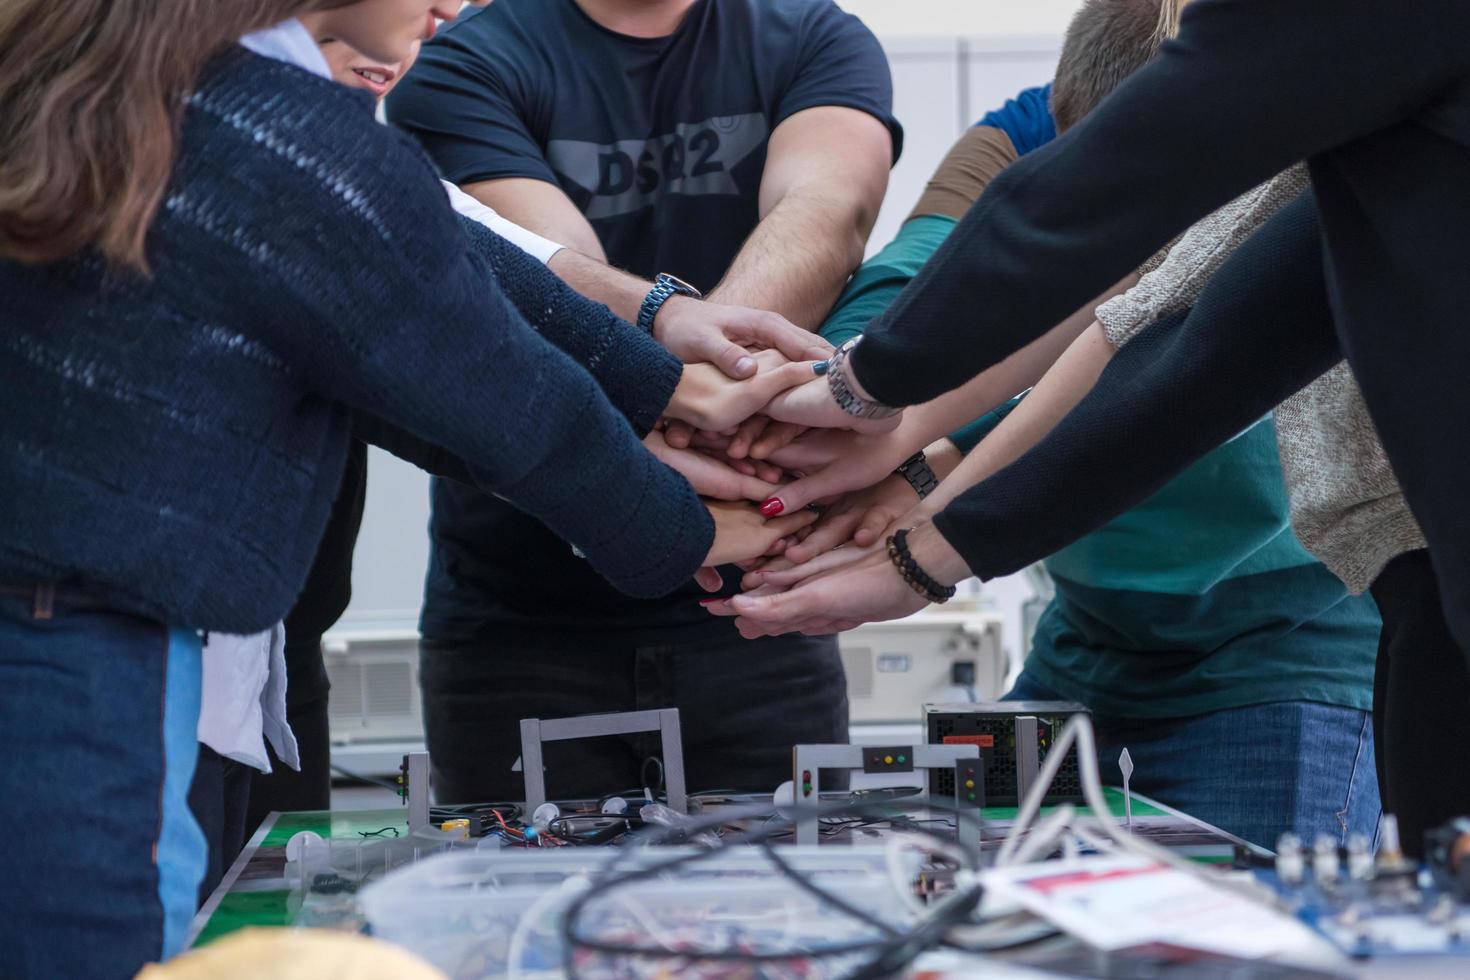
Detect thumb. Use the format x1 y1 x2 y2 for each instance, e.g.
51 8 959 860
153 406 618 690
701 335 757 379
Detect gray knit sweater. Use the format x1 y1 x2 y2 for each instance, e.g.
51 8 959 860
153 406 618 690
1093 166 1425 593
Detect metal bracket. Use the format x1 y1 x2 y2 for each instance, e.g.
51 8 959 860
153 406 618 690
402 751 430 834
520 708 687 813
790 743 979 845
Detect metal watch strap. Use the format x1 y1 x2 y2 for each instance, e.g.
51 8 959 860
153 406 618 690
895 451 939 499
636 273 701 333
825 337 901 420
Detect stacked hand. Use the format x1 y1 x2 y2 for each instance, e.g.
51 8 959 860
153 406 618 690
646 298 915 587
705 522 969 638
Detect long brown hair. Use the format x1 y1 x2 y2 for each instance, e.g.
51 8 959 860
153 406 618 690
0 0 356 271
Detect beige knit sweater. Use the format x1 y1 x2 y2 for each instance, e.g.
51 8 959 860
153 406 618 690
1092 165 1425 594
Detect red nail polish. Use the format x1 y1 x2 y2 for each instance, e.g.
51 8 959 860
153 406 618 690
760 498 785 517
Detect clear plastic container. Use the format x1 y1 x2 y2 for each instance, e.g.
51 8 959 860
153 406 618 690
359 846 920 979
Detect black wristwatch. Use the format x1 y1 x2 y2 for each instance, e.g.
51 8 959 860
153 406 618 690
895 451 939 499
637 273 702 333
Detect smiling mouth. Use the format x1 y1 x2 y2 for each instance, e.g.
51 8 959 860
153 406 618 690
351 66 395 94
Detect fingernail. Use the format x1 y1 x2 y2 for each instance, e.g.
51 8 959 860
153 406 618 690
760 498 785 517
736 356 756 375
698 598 721 606
812 360 830 376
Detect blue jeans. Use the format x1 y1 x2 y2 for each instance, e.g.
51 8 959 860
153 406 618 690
0 587 204 979
1006 672 1380 849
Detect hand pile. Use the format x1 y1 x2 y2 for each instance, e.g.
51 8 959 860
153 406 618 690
651 303 962 635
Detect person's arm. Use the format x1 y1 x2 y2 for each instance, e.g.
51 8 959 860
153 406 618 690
704 106 892 329
846 0 1467 408
457 215 680 436
461 107 893 339
757 287 1127 513
712 192 1343 636
932 191 1337 580
387 43 829 378
252 136 803 597
914 324 1115 516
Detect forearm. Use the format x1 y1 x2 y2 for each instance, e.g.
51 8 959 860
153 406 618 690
849 0 1460 407
707 190 871 329
932 192 1338 581
547 247 650 324
460 218 681 435
917 324 1115 519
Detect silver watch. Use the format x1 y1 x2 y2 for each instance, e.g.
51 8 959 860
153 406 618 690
825 337 900 420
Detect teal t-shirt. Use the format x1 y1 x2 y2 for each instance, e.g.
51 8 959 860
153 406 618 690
818 166 1377 721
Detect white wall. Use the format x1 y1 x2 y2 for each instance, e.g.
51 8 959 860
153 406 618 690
841 0 1077 38
344 32 1066 661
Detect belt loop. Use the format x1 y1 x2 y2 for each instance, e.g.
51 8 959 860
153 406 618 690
33 582 55 621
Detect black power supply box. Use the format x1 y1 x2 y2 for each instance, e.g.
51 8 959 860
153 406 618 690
924 701 1090 807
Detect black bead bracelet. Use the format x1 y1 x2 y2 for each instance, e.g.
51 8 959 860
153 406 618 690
886 527 957 605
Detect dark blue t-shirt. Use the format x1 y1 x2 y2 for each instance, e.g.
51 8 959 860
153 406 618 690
388 0 900 290
975 83 1055 155
386 0 900 644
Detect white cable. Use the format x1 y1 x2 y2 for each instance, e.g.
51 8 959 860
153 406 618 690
996 714 1111 866
1008 804 1076 866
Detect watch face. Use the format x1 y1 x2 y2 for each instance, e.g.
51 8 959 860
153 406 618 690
658 273 703 299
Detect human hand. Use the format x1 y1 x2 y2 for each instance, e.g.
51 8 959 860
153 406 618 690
770 473 919 565
667 351 820 432
761 375 903 434
653 297 833 379
705 524 969 638
702 499 819 569
644 429 784 501
725 416 808 460
752 428 914 516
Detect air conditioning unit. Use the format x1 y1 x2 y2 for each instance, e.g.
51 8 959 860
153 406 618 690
323 629 424 743
838 609 1007 723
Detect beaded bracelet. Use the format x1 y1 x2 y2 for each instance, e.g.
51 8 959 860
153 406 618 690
886 527 957 605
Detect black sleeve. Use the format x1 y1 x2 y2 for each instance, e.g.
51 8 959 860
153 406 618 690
850 0 1466 407
933 192 1341 581
384 14 558 188
777 0 903 161
351 411 474 486
456 215 681 437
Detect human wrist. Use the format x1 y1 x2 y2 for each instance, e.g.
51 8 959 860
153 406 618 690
825 337 900 421
886 523 965 604
638 273 702 333
650 293 699 345
905 522 969 587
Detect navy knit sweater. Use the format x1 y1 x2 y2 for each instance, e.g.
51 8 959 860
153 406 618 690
0 49 711 632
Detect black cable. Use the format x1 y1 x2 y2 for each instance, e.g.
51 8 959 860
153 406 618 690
558 795 986 978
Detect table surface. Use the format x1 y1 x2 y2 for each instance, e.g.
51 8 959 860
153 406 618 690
185 788 1215 949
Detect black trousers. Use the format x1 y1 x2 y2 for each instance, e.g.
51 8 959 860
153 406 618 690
1370 549 1470 859
187 745 253 907
419 631 848 804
